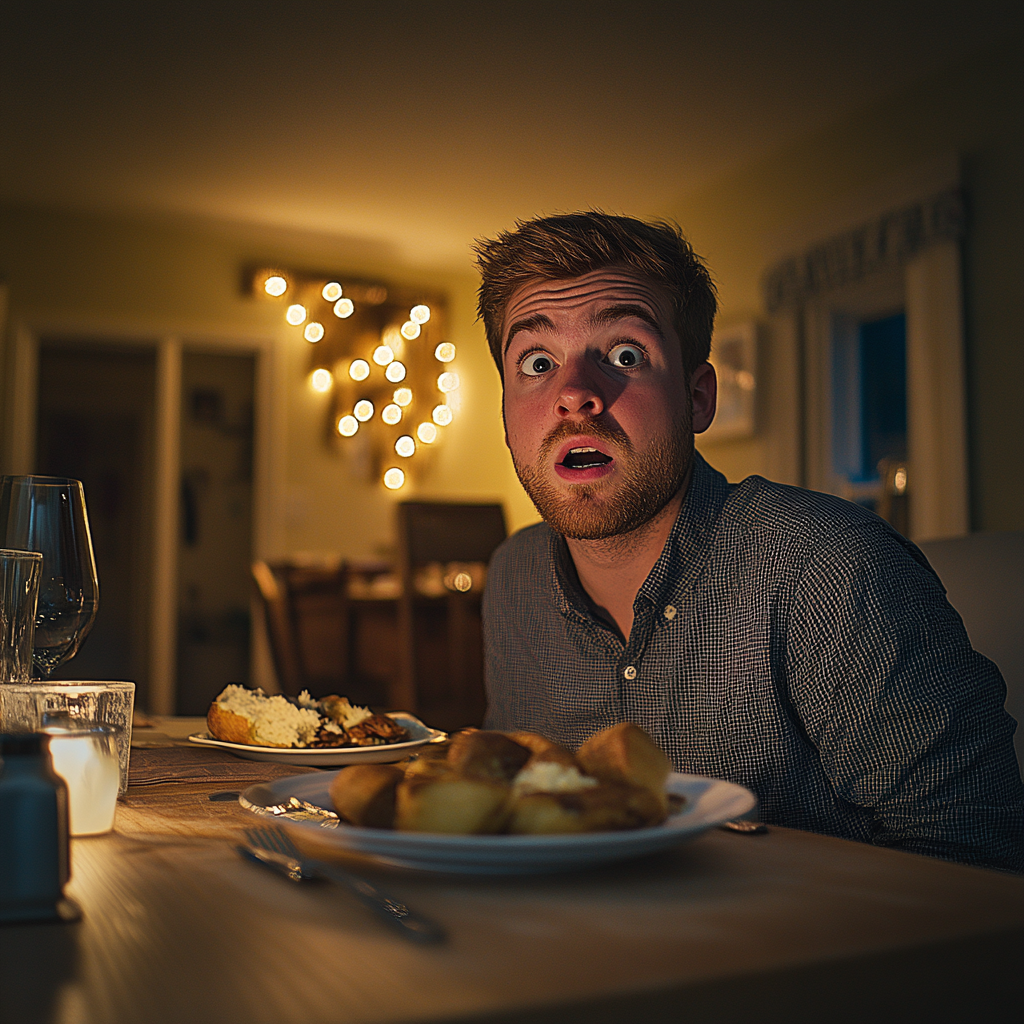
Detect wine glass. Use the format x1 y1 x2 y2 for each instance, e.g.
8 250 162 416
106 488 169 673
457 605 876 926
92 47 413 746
0 476 99 678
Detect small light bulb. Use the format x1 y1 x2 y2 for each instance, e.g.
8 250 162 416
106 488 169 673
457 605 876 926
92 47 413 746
383 468 405 490
410 304 431 324
382 403 402 425
304 322 324 343
322 282 342 302
434 342 456 363
432 405 453 426
395 435 415 458
393 387 413 407
310 368 333 392
286 304 307 326
416 422 437 444
373 344 394 366
400 320 421 341
438 371 460 393
337 415 358 437
354 399 374 422
333 297 355 318
385 360 407 383
348 359 370 381
264 275 287 297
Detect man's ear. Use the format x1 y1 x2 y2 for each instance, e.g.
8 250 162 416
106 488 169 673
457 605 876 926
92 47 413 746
690 362 717 434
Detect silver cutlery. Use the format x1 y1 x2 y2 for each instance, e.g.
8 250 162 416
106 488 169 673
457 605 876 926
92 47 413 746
239 825 445 944
719 819 768 834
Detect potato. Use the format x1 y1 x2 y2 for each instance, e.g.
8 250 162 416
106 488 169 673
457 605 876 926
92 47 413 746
506 732 579 769
576 723 671 808
508 782 667 835
395 773 511 834
447 730 531 782
207 702 258 745
329 764 404 828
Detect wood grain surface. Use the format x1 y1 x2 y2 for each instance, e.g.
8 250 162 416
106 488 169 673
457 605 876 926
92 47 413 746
1 735 1022 1024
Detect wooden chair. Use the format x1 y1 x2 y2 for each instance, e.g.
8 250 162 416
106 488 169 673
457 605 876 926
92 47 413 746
394 502 507 729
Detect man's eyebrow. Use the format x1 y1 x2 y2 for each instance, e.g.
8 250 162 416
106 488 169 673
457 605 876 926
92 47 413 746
588 303 665 338
503 313 555 355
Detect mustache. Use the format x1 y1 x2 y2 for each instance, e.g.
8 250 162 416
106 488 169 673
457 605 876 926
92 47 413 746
538 419 633 462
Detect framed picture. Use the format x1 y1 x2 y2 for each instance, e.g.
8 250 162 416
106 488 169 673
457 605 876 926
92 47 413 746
703 322 757 440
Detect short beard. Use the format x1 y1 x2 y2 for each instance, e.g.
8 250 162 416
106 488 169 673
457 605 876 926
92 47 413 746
512 414 693 541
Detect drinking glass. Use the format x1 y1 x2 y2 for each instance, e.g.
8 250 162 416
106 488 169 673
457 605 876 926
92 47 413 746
0 477 99 678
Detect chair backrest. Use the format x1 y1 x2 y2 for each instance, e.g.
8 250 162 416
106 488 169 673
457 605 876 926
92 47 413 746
393 502 507 721
397 502 508 569
251 559 350 698
917 532 1024 773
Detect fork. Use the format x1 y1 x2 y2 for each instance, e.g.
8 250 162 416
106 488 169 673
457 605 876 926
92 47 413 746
241 825 445 944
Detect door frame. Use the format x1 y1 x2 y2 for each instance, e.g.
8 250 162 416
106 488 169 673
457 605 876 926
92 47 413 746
2 315 282 713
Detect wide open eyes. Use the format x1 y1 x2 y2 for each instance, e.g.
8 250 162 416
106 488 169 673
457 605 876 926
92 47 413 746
519 351 557 376
606 343 645 368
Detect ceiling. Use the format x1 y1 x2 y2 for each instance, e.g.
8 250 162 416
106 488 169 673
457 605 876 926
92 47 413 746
1 1 1019 269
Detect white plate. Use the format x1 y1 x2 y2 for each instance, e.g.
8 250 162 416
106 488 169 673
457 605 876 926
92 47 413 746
239 771 757 874
188 712 444 766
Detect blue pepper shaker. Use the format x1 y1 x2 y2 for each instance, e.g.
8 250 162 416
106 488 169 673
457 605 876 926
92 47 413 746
0 732 79 923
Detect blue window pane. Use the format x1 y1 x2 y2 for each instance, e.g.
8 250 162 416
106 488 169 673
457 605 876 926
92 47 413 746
859 313 907 479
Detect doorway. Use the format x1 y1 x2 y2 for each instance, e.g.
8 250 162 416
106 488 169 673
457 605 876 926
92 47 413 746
27 337 258 713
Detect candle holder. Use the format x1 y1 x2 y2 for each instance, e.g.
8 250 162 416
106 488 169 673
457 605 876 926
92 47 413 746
42 718 121 836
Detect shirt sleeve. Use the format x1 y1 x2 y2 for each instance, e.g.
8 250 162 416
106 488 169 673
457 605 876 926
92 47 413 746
785 521 1024 873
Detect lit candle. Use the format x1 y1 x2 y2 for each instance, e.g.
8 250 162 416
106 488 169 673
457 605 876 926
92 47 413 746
45 725 120 836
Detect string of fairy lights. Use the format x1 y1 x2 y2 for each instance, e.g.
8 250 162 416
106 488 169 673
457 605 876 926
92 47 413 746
256 270 459 491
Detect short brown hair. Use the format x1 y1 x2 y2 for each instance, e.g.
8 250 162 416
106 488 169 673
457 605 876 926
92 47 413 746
474 211 717 380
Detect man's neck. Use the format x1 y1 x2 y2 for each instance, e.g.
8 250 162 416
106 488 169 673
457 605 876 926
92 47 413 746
565 469 690 642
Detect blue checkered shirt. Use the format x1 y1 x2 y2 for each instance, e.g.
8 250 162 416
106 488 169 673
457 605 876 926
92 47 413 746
483 454 1024 872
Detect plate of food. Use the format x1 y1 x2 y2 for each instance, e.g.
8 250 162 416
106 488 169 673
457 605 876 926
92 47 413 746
239 724 757 873
189 685 445 766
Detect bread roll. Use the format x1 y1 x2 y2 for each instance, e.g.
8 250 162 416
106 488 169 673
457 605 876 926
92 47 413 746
447 730 531 782
507 732 579 769
207 702 255 745
576 723 671 805
329 764 403 828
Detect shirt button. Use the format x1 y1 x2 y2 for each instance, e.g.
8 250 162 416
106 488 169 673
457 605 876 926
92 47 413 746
623 665 637 680
664 605 677 620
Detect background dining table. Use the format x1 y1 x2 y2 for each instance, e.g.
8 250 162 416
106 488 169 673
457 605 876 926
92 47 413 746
1 716 1021 1024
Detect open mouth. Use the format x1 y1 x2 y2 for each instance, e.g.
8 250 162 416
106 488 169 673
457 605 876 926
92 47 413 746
559 446 613 470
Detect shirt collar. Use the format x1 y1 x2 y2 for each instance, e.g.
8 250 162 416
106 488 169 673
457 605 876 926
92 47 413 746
546 451 730 619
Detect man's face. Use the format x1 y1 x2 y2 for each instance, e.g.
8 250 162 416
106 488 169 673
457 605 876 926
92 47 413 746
500 268 716 540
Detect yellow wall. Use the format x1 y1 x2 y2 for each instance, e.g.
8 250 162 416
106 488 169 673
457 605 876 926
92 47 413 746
0 204 540 560
679 37 1023 531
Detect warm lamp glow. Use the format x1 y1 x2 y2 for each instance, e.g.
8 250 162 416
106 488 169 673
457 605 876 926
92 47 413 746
286 304 308 326
395 435 415 458
400 320 421 341
432 405 453 426
383 467 406 490
416 422 437 443
264 275 288 297
354 400 374 421
410 304 431 324
393 387 413 407
333 297 355 318
311 369 333 392
349 359 370 381
304 322 325 343
337 414 358 436
438 371 460 393
382 403 402 425
434 342 456 363
322 282 343 301
373 345 395 366
385 361 407 383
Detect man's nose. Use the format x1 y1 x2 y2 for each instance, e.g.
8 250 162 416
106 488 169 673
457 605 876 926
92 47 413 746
555 358 605 418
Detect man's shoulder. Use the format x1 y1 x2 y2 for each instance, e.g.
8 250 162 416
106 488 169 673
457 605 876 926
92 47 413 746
720 473 930 573
487 521 555 595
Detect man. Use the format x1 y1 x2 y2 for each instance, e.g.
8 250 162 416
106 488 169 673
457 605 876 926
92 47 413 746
475 211 1023 872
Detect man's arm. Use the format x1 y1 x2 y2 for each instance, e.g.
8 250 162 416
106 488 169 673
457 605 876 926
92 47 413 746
786 521 1024 872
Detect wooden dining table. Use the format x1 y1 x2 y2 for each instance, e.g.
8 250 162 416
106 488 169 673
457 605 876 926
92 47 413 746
1 716 1021 1024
